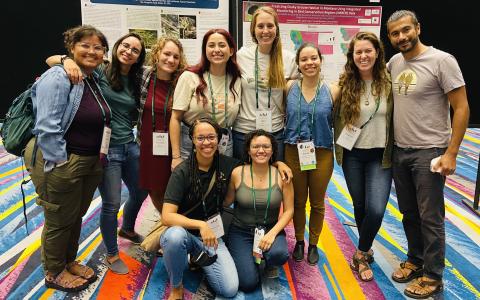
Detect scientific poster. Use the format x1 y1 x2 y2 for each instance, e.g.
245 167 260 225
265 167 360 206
243 2 382 83
81 0 229 64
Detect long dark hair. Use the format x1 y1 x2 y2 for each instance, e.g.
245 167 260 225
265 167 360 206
188 28 241 106
105 33 146 102
187 118 225 211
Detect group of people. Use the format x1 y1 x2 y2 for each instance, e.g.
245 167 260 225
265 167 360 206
24 6 469 300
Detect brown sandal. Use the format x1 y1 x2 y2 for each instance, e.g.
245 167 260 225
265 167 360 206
404 277 443 299
67 261 97 283
45 269 89 292
392 261 423 283
350 252 373 282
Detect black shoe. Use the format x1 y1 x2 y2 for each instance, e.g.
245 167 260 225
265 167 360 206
292 241 305 262
307 244 319 265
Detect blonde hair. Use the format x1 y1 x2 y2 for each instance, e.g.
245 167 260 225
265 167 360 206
249 6 286 89
149 36 188 80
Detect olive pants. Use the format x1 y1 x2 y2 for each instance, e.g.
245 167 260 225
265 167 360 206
25 138 103 274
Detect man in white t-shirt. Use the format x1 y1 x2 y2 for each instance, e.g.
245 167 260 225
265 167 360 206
386 10 469 299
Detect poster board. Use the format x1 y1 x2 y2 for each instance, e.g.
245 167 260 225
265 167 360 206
81 0 229 65
242 2 382 83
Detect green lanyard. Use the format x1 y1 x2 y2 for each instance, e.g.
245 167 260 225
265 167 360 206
297 79 321 141
207 71 228 127
151 75 172 132
250 164 271 227
359 95 381 129
85 77 112 126
255 46 272 109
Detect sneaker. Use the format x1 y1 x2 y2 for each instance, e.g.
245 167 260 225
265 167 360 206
264 265 279 279
118 229 144 244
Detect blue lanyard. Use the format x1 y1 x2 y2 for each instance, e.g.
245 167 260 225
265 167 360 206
85 77 112 126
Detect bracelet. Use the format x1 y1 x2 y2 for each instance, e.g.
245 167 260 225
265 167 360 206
60 55 71 65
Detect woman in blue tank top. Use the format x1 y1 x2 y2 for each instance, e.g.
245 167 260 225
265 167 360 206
284 43 335 266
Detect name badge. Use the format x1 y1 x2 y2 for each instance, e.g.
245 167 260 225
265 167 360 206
253 227 265 262
297 141 317 171
206 213 224 238
336 125 361 151
218 133 229 155
255 110 272 132
100 126 111 155
152 132 169 156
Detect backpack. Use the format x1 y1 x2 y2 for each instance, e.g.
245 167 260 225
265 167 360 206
0 86 35 157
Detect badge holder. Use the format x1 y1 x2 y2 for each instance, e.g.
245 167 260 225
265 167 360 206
253 226 265 264
336 125 361 151
206 213 224 238
153 131 169 156
255 110 272 132
297 140 316 171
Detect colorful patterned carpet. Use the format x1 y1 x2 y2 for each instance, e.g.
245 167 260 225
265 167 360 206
1 129 479 300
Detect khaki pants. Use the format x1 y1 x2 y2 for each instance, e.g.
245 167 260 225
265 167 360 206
24 138 103 274
285 144 333 245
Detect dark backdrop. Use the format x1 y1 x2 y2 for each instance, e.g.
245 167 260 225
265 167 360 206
3 0 478 126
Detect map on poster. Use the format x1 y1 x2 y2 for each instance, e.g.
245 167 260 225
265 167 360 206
243 2 382 83
81 0 228 65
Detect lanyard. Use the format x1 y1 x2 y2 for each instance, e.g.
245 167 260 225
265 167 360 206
85 77 112 126
297 79 321 141
151 75 172 132
255 46 272 109
207 71 228 127
250 164 271 226
359 95 381 129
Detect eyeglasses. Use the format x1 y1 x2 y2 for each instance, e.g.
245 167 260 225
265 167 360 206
120 42 141 56
77 42 106 54
250 144 272 150
194 134 218 143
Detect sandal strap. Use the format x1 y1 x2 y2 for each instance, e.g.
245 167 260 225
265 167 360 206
418 277 442 287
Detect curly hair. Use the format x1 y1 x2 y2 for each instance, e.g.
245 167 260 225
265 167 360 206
243 129 278 163
63 25 109 55
338 31 390 125
149 36 188 82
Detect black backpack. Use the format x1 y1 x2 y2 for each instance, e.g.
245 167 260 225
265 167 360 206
0 86 35 157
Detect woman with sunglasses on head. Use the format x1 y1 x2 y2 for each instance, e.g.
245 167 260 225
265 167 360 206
233 6 298 161
47 32 150 274
224 129 294 292
332 32 393 282
25 25 108 292
285 43 335 266
170 29 241 170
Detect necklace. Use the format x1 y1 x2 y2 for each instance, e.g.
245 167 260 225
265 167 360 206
364 82 372 106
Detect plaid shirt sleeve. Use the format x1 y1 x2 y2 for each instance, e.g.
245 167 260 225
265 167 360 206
136 66 153 143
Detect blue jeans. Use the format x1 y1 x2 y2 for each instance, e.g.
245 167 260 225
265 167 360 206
393 146 446 280
227 224 289 292
160 226 238 298
98 142 148 256
180 123 233 160
342 148 392 252
232 129 285 162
